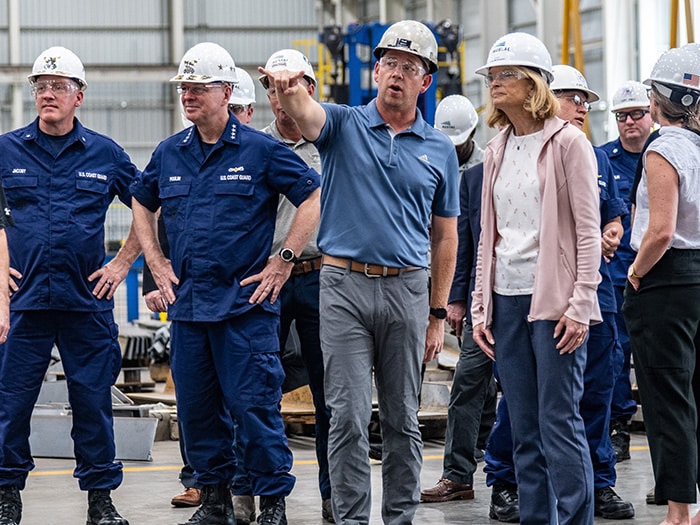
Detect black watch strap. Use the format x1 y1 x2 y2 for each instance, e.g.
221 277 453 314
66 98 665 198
429 307 447 319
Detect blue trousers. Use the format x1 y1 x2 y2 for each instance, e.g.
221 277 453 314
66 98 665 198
491 294 593 525
171 311 295 495
611 285 637 422
0 310 123 490
484 374 516 488
583 312 617 489
232 271 331 500
279 271 330 500
486 313 618 490
442 323 497 484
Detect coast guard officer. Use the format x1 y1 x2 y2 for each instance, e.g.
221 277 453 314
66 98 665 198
131 42 320 525
0 46 139 525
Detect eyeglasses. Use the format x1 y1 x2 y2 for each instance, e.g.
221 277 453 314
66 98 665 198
379 57 426 77
484 69 526 88
614 109 649 122
31 80 79 97
176 83 225 96
558 93 591 111
229 104 247 114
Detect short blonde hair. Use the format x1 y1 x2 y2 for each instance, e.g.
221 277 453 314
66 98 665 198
486 66 560 129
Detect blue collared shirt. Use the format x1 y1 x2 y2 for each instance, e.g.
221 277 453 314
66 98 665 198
314 99 459 268
132 114 320 322
0 117 139 312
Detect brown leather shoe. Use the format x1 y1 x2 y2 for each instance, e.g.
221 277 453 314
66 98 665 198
170 487 202 507
420 478 474 503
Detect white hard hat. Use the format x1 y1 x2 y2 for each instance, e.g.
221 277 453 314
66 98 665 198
476 32 553 84
610 81 649 112
259 49 316 89
434 95 479 145
28 46 87 91
550 64 599 102
644 44 700 107
373 20 438 74
229 68 256 105
171 42 237 84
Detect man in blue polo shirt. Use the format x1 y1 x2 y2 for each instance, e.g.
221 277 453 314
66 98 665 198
261 20 459 525
132 43 320 525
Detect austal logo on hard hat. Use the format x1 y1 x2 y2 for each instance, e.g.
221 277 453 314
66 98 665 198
389 38 414 51
491 41 511 58
440 120 456 130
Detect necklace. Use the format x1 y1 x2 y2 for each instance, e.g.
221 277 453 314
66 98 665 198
510 133 528 151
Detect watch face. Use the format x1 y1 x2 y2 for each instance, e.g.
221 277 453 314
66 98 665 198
280 248 295 262
430 307 447 319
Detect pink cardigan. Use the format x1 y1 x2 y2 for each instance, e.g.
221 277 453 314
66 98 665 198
471 117 602 327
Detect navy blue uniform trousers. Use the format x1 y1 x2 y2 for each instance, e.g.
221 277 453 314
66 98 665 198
232 271 330 500
171 310 295 495
0 310 123 490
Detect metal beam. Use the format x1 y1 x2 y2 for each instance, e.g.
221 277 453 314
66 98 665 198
8 0 22 131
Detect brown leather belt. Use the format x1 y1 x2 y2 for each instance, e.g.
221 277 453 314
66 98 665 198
291 256 323 276
322 255 421 278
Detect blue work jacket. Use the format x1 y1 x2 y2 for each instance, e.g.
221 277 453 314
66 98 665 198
598 138 640 287
0 117 139 312
132 115 320 323
594 147 627 313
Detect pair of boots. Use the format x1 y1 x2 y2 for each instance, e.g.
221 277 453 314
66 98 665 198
181 483 286 525
0 486 128 525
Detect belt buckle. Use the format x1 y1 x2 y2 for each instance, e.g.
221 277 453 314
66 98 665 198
363 263 383 278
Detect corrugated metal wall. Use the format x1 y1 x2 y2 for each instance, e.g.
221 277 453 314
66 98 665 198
0 0 322 163
0 0 611 163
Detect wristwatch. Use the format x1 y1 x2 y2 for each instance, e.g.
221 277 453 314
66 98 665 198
279 247 297 264
627 264 642 280
429 307 448 320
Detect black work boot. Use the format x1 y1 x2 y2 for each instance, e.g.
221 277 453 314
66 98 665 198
594 487 635 519
489 483 519 523
0 487 21 525
180 483 234 525
86 489 129 525
257 496 287 525
610 419 631 461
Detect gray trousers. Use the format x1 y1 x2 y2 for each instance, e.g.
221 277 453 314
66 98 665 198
320 265 429 525
442 323 497 484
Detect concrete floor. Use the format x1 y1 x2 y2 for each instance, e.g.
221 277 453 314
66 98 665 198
18 430 698 524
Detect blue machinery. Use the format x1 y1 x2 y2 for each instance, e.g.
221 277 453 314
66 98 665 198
320 20 464 125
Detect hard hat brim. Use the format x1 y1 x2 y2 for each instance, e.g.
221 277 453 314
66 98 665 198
475 63 554 84
28 72 87 91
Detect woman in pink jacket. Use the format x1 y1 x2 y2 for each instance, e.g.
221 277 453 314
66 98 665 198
472 32 601 525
